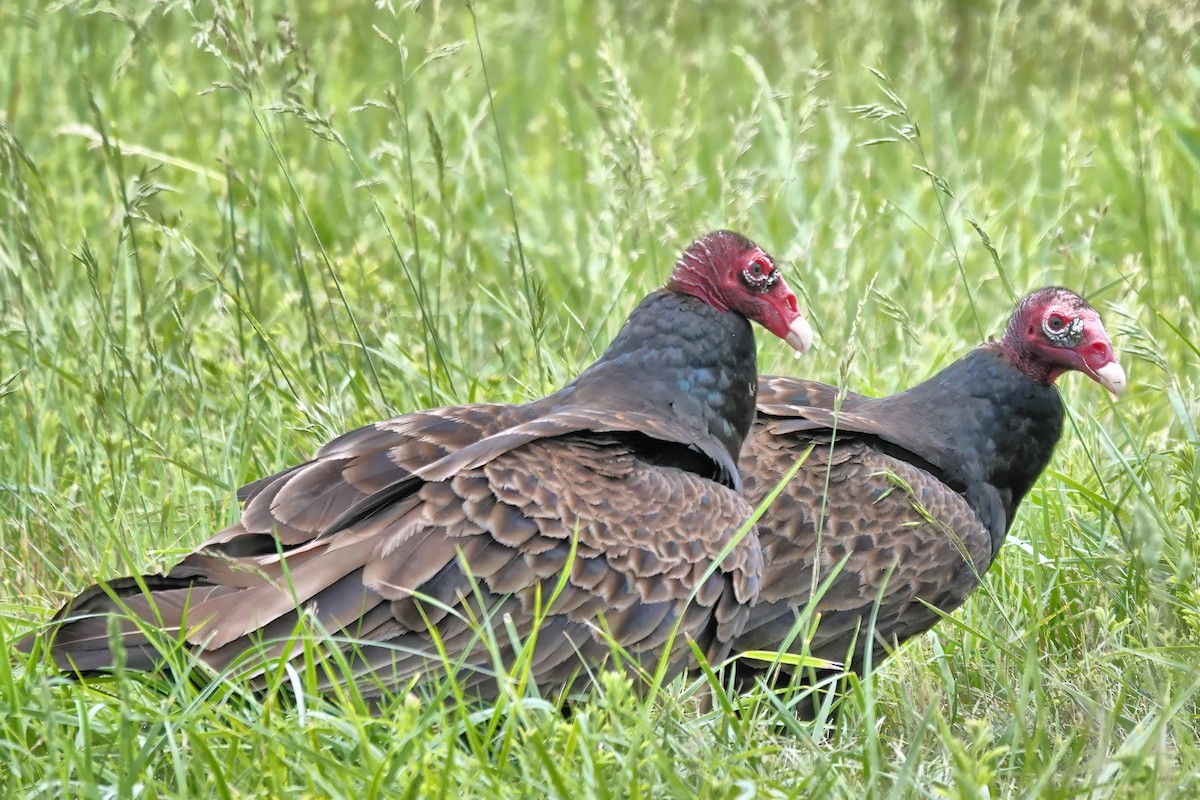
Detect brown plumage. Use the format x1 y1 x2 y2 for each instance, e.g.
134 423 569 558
19 230 814 704
731 287 1126 701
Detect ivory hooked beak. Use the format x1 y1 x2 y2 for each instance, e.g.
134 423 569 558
784 315 814 355
1094 360 1127 397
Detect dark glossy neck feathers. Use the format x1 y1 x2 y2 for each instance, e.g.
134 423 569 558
544 289 759 478
879 344 1065 532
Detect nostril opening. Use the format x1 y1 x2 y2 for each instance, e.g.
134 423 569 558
1085 340 1114 368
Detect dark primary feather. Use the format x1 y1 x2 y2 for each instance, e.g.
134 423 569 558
20 231 802 704
735 287 1121 693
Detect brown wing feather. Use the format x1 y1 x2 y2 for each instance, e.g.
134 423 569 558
36 432 760 702
220 401 739 558
737 417 989 674
304 433 760 697
754 374 858 412
220 404 535 550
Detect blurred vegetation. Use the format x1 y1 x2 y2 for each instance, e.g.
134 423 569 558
1 0 1197 796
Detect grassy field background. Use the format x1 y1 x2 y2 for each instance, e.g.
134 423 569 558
1 0 1198 796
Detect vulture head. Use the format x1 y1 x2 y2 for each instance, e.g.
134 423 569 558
1003 286 1126 397
666 230 813 354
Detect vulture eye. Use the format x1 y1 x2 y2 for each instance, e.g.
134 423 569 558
1042 311 1083 345
740 258 778 292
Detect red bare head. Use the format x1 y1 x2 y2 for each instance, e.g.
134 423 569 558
665 230 813 354
1001 287 1126 396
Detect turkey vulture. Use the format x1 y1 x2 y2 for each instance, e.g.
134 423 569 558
732 287 1124 705
18 230 814 703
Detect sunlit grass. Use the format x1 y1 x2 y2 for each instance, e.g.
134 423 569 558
1 0 1197 796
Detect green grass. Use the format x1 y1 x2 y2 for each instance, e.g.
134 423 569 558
1 0 1198 795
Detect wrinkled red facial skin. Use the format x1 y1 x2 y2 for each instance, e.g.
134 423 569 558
1003 290 1118 388
723 249 802 341
1043 310 1118 385
665 233 802 342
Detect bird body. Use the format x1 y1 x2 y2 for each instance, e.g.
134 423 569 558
22 231 813 703
734 288 1124 688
